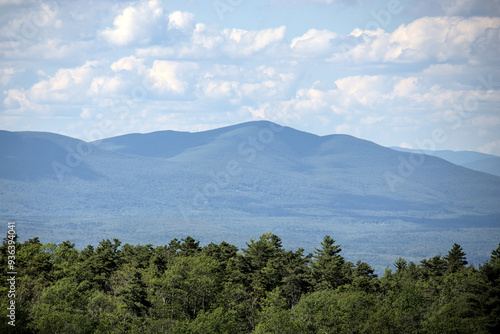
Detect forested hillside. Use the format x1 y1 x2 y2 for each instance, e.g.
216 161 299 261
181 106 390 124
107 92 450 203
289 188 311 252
1 233 499 333
3 123 500 272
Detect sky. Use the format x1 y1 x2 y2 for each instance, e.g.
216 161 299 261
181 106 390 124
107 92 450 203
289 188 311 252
1 0 500 154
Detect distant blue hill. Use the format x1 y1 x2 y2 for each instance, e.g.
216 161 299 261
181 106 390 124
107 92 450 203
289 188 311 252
0 130 101 181
1 121 500 272
462 157 500 177
391 146 500 177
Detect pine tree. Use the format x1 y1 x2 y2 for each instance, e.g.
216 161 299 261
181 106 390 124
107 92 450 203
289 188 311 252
420 255 447 278
394 257 407 272
444 243 468 273
311 235 346 290
314 235 342 260
491 243 500 260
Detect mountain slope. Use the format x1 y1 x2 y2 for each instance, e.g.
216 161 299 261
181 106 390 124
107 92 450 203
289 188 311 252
391 146 500 177
2 121 499 218
462 157 500 177
90 121 500 215
0 130 101 181
1 121 500 272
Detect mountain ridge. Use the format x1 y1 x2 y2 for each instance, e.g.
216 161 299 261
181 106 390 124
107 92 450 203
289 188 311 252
391 146 500 177
1 121 499 272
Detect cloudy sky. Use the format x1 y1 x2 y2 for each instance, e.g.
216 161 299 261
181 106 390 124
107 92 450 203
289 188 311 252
1 0 500 154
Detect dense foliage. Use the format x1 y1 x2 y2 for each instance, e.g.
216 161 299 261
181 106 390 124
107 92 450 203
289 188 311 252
1 233 499 333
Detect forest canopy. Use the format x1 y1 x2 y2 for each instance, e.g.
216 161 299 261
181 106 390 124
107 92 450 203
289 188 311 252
1 233 500 333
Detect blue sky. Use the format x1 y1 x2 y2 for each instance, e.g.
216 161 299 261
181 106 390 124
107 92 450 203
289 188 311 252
1 0 500 154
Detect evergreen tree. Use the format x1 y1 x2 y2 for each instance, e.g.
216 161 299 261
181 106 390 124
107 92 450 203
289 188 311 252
179 236 202 257
444 243 468 273
1 233 497 333
394 257 407 272
311 235 346 290
420 255 447 278
491 243 500 260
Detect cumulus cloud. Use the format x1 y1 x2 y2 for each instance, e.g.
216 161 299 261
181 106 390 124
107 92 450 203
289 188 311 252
133 15 500 65
4 88 31 109
80 108 92 119
168 11 195 32
3 60 121 110
29 61 100 103
100 0 165 46
148 60 198 95
89 75 126 96
1 1 499 152
242 66 500 142
136 24 286 59
0 68 15 86
290 29 338 57
196 64 296 106
194 25 287 58
110 55 147 74
327 16 500 64
223 26 286 56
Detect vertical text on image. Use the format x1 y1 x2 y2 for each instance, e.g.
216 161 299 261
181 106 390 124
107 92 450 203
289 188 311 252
6 221 17 327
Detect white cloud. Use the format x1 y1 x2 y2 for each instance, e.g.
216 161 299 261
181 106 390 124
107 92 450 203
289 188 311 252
220 26 287 57
0 68 15 86
111 55 147 74
168 11 195 32
80 108 92 119
29 61 100 102
334 75 392 107
3 89 30 108
2 61 106 111
329 17 500 63
479 140 500 156
190 23 223 54
391 16 500 62
290 29 338 57
100 0 165 46
200 80 239 99
137 25 287 59
203 64 297 104
89 75 125 96
148 60 198 95
1 2 499 152
240 66 500 141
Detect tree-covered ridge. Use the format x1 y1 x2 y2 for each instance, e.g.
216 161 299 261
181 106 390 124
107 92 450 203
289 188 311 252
1 233 499 333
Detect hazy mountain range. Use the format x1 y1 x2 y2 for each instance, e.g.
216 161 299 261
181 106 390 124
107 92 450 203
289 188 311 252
1 121 499 272
391 147 500 177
